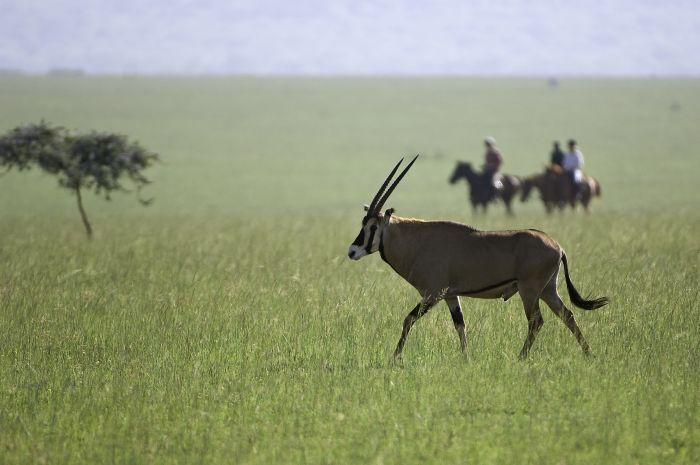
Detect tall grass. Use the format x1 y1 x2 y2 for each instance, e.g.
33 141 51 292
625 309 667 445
0 77 698 464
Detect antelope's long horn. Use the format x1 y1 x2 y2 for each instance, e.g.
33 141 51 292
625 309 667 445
375 154 419 213
368 157 404 215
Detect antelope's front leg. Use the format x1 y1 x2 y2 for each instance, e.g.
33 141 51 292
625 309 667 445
393 300 435 359
445 296 467 354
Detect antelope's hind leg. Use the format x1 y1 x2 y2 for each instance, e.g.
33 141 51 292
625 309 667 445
517 282 545 359
445 297 467 354
541 276 591 354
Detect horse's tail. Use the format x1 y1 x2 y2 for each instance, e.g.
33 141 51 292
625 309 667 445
561 252 609 310
594 179 602 197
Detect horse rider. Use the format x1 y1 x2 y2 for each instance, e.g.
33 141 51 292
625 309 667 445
562 139 584 196
482 136 503 196
550 141 565 171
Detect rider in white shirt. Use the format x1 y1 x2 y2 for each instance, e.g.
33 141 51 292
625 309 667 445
563 139 584 194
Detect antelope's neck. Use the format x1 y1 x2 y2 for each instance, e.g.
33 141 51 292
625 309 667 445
378 218 418 280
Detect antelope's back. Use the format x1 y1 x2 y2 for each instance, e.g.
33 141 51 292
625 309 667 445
417 222 561 282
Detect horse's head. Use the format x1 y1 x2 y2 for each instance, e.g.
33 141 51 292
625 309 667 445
520 174 545 202
448 161 475 184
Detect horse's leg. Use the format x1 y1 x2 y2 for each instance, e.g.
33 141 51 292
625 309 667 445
567 187 576 209
583 182 595 212
582 190 591 213
502 190 514 216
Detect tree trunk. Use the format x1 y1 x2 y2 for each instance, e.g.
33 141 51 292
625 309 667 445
75 187 93 239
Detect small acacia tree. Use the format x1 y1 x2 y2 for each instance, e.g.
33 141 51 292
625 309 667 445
0 121 159 238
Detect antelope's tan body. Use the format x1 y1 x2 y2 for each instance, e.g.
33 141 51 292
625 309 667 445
348 156 608 359
381 217 561 301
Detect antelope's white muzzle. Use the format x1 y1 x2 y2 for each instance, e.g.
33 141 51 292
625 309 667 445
348 245 366 260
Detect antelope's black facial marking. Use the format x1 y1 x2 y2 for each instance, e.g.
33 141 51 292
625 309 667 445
365 224 377 254
348 214 380 261
352 228 365 247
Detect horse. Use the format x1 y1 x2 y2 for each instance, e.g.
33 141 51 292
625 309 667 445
521 166 602 213
449 161 521 215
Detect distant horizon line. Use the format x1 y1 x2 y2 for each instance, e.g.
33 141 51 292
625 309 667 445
1 69 699 79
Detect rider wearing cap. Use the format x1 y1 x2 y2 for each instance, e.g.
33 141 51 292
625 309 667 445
550 141 565 170
482 136 503 196
483 136 503 175
563 139 584 196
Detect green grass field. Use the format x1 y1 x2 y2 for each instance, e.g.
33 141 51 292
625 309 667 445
1 76 699 464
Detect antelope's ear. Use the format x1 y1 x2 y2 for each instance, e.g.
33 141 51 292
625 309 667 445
381 208 395 225
363 204 369 212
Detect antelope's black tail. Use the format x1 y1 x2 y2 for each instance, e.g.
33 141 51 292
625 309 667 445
561 252 609 310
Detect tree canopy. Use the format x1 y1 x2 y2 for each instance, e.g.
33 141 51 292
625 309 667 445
0 121 159 237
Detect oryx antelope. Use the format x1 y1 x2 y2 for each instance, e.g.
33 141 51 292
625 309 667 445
348 155 608 359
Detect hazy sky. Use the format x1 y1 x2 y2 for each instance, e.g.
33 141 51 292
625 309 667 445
1 0 698 75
